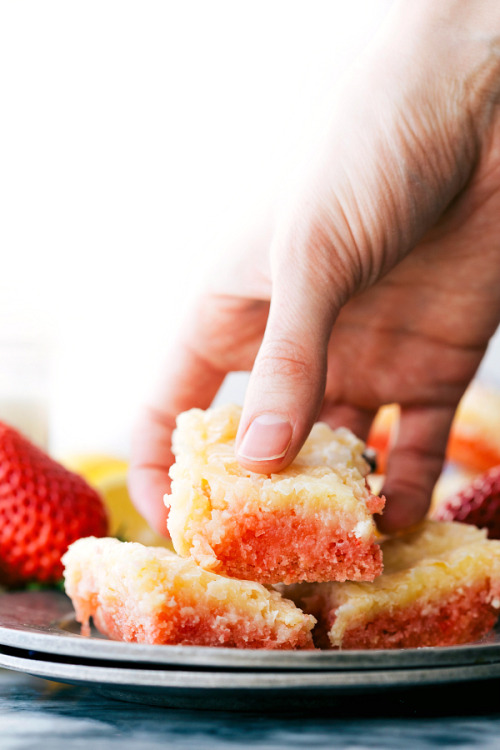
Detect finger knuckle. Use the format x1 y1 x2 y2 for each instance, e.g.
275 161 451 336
256 339 318 383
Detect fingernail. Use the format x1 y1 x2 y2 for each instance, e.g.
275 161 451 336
238 414 292 462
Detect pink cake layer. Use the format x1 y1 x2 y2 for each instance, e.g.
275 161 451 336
204 508 383 585
71 594 313 650
324 582 500 650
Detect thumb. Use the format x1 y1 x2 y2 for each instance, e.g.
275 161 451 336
235 235 342 472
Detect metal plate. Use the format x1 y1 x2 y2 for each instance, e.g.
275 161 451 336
1 591 500 672
3 644 500 712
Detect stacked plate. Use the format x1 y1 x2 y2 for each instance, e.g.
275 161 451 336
1 591 500 711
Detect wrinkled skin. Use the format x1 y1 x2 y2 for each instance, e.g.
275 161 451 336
130 2 500 536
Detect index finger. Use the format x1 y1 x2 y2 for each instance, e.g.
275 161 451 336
128 334 227 535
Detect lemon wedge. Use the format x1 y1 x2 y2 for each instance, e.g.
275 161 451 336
61 454 172 549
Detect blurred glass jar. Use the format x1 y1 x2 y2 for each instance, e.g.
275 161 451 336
0 340 50 449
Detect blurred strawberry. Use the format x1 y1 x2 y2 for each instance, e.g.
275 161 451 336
434 466 500 539
0 421 108 586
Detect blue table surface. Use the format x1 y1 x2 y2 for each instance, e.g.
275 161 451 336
2 668 500 750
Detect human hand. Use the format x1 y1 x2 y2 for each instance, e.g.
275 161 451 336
129 0 500 536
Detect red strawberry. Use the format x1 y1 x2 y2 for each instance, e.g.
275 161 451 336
434 466 500 538
0 421 108 586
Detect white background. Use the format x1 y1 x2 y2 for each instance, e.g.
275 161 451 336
1 1 499 457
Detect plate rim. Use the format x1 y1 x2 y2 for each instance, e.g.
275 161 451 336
3 647 500 691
